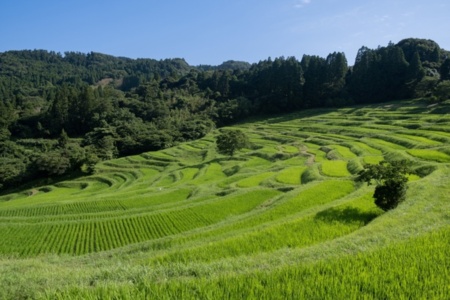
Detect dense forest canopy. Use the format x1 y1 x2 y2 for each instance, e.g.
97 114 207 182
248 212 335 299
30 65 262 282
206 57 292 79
1 38 449 191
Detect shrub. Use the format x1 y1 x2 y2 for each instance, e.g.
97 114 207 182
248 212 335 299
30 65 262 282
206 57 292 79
356 160 414 211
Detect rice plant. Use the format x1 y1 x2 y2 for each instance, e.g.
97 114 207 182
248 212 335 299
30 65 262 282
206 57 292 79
1 99 449 299
407 149 450 162
320 160 351 177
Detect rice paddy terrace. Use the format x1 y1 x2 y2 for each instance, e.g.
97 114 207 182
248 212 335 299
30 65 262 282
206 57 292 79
1 99 450 299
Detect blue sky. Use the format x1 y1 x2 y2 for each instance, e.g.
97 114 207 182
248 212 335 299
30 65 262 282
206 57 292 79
1 0 449 65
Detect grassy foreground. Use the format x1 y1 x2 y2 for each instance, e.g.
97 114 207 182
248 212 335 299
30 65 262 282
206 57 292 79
1 99 449 299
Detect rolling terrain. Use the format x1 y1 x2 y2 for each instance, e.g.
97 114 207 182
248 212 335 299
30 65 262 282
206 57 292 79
1 99 449 299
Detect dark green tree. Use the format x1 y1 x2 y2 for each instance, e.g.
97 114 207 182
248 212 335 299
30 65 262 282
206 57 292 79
323 52 348 103
379 46 409 100
217 71 231 98
434 81 450 102
0 101 16 131
82 149 100 174
68 86 96 135
0 158 28 190
34 151 72 176
83 122 118 160
407 51 426 81
58 129 69 148
216 129 249 156
440 58 450 81
48 86 70 133
302 55 326 107
356 160 413 211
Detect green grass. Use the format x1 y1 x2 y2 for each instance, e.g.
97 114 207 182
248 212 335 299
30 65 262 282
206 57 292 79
150 196 379 265
236 172 276 187
364 137 407 150
1 99 449 299
328 144 358 159
243 156 272 167
320 160 351 177
0 189 278 256
407 149 450 162
303 144 327 162
63 226 447 300
363 156 384 165
191 163 226 184
280 144 300 154
350 142 383 156
395 133 442 146
275 166 306 184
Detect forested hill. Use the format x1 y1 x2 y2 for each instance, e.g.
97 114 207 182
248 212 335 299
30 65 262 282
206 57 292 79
1 38 450 191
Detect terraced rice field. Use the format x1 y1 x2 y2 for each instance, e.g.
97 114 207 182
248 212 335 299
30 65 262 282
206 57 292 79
1 99 449 299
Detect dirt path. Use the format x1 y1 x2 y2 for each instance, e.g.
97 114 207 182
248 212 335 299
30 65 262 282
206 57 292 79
300 146 315 166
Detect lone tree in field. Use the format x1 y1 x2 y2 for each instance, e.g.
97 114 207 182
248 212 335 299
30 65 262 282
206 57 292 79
216 129 249 156
356 160 413 211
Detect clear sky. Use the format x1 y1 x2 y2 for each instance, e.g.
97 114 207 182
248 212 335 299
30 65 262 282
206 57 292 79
1 0 449 66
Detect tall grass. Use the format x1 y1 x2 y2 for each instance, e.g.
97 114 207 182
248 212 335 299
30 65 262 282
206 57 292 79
46 226 450 300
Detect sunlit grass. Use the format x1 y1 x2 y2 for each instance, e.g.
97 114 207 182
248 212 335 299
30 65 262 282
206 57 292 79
363 156 384 165
236 172 276 187
276 166 306 185
364 138 407 150
279 144 300 154
328 145 358 159
243 156 272 168
395 133 442 146
351 142 383 155
407 149 450 162
321 160 351 177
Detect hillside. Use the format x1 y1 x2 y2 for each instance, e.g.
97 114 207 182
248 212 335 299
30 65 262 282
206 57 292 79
0 98 449 299
2 38 450 192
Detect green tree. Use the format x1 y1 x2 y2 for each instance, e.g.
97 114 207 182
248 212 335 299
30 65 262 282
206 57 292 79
48 86 70 133
82 150 100 174
34 151 72 176
356 160 413 211
434 81 450 102
302 55 326 107
0 158 27 190
83 123 118 160
216 129 249 156
0 101 16 130
407 51 425 81
324 52 348 96
58 129 69 148
440 58 450 81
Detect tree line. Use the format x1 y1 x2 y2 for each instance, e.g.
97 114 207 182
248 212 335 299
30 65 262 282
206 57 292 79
0 38 449 191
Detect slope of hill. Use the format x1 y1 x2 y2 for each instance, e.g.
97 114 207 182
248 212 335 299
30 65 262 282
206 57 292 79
2 38 450 193
0 99 449 299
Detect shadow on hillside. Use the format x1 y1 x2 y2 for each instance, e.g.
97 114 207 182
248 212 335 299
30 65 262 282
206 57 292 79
264 108 336 124
182 157 247 170
0 170 88 198
314 206 380 226
235 108 336 126
238 100 426 126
